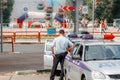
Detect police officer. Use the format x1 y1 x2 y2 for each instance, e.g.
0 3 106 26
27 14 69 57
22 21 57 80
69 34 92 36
50 29 74 80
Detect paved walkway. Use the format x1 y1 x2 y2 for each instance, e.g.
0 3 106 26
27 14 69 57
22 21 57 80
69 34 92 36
0 71 59 80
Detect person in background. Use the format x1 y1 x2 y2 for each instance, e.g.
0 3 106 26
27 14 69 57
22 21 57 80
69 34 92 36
113 19 117 28
100 19 106 33
94 18 99 30
104 19 108 30
50 29 74 80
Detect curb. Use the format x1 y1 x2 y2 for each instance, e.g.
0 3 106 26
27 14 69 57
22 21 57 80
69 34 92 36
14 42 45 44
15 69 51 75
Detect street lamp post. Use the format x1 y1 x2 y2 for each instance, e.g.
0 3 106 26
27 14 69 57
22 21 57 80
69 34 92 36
49 0 54 26
73 0 79 34
0 0 3 53
92 0 95 33
0 0 7 52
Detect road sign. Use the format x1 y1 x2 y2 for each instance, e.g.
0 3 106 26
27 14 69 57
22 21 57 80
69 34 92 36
62 6 68 11
62 6 75 11
104 34 115 40
23 7 28 11
82 6 88 14
47 28 56 34
68 6 75 11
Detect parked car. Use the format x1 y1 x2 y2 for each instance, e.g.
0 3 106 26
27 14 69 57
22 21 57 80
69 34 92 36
64 35 120 80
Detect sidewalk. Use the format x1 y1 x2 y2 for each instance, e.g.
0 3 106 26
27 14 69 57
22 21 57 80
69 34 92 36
0 70 59 80
0 73 51 80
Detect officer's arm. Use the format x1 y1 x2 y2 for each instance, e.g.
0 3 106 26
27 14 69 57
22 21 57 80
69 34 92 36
51 46 54 54
51 46 55 58
67 45 74 52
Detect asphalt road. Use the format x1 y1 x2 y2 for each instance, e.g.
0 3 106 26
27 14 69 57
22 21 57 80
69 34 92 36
3 43 44 53
0 43 44 73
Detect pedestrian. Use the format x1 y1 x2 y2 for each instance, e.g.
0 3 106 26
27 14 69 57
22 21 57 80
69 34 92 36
81 17 89 30
113 19 116 28
50 29 74 80
94 18 99 30
104 19 108 29
100 20 106 33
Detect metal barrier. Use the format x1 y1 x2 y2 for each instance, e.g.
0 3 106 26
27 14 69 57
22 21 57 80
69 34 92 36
3 31 41 42
3 31 59 43
3 36 14 52
2 29 120 52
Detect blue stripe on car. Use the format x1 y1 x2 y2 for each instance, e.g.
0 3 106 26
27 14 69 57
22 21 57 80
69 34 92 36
66 56 91 72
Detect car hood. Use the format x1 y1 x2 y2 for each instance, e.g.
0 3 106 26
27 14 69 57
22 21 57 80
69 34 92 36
86 60 120 74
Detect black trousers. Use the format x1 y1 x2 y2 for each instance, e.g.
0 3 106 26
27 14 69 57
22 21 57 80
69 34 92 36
50 52 67 80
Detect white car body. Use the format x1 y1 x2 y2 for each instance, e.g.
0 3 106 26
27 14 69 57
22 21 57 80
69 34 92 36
44 39 53 69
64 39 120 80
44 39 60 70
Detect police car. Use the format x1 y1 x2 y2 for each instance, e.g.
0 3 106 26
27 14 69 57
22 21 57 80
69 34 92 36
64 34 120 80
44 39 53 69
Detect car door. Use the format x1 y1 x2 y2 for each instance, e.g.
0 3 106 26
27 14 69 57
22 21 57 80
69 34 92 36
44 43 53 69
71 44 84 80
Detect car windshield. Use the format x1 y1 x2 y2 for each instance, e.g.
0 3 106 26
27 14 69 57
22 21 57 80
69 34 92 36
84 45 120 61
46 45 52 51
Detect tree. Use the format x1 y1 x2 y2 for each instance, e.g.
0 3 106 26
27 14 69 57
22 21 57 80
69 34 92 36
112 0 120 19
84 0 114 22
3 0 14 23
96 0 113 22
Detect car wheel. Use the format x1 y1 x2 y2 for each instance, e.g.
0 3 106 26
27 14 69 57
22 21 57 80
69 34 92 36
81 76 86 80
64 70 70 80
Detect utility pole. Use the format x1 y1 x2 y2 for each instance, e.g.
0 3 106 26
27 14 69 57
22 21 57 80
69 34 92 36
0 0 4 53
49 0 54 26
0 0 7 52
92 0 95 33
73 0 79 34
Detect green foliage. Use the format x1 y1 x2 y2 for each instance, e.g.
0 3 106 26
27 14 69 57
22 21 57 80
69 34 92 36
3 0 14 23
84 0 120 22
84 0 113 21
67 0 120 23
112 0 120 19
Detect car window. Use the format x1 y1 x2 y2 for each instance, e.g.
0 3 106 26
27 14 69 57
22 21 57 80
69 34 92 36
84 45 120 61
105 45 120 59
71 44 79 55
71 44 83 59
46 44 52 51
77 45 83 59
84 45 105 61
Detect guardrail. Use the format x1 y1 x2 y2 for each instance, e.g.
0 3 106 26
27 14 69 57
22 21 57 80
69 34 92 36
3 31 120 43
3 36 14 52
2 30 120 52
3 31 59 43
2 31 59 52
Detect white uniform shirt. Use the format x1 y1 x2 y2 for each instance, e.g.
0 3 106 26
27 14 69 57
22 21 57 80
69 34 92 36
52 36 73 54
